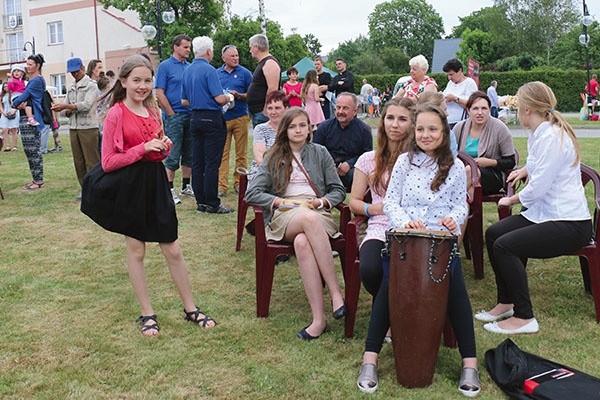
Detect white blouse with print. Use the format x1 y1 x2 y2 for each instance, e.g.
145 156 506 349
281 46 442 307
383 152 468 235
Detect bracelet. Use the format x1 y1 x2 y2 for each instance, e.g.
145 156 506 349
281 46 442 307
317 198 324 210
363 202 372 217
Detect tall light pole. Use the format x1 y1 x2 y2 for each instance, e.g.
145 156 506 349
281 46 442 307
580 0 594 107
258 0 266 35
22 37 35 56
141 2 175 60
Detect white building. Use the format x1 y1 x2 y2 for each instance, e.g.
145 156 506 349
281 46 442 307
1 0 149 95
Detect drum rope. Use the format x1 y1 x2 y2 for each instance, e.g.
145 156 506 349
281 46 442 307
428 239 457 284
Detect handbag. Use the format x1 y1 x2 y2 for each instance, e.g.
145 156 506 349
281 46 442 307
6 112 16 120
486 338 600 399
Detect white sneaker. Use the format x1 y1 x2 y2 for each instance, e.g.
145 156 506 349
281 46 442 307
180 184 194 197
171 188 182 205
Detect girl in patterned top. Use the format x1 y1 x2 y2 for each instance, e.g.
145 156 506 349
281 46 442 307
357 104 480 397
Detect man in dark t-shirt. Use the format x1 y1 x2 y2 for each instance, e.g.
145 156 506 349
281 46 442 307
314 57 332 119
247 34 281 127
328 58 355 98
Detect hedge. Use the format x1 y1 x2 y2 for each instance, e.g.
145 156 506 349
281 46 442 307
356 69 600 112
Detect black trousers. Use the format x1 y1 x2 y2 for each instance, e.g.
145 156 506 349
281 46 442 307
485 214 592 319
359 239 385 297
364 255 476 359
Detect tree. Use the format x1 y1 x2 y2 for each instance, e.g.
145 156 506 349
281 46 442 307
456 29 497 67
328 35 371 70
212 16 309 71
494 0 579 63
449 5 514 61
303 34 322 58
100 0 225 60
450 6 510 38
551 21 600 70
368 0 444 60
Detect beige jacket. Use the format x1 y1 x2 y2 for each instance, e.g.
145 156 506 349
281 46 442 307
63 74 99 129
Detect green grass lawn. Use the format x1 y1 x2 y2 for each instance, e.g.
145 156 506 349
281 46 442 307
0 135 599 399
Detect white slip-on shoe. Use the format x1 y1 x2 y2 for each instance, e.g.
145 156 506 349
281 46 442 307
357 363 378 394
483 318 539 334
474 309 514 322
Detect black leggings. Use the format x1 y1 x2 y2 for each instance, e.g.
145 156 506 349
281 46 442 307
359 239 385 297
485 214 592 319
364 255 476 359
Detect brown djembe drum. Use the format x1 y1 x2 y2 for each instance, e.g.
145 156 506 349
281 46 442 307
386 228 457 388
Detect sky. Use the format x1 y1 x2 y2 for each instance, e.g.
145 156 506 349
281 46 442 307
228 0 495 54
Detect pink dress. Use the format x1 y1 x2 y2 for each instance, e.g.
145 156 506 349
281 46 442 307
283 81 303 107
304 84 325 125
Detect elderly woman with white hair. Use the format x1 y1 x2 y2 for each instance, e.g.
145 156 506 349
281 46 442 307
392 54 437 101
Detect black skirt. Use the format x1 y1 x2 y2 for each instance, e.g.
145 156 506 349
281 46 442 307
81 161 178 243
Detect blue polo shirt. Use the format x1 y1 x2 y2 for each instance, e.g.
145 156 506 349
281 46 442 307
181 58 224 111
155 55 191 113
216 64 252 121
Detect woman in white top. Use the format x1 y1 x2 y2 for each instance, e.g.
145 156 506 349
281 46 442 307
247 90 288 179
477 81 593 335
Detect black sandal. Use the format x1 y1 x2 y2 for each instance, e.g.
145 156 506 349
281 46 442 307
137 314 159 335
184 307 217 328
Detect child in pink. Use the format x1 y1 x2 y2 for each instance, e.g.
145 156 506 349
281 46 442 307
8 64 38 126
283 66 303 108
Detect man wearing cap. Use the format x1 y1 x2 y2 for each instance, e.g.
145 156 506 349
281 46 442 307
156 34 193 205
51 57 99 194
216 44 252 196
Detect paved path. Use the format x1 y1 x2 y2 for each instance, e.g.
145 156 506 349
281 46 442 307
369 127 600 138
508 127 600 138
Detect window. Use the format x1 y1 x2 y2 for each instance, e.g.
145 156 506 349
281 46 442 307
48 21 63 45
5 0 21 15
6 32 23 63
51 74 66 96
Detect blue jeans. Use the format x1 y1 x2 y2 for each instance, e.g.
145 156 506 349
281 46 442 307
491 106 499 118
251 111 268 128
163 111 192 171
190 110 227 208
40 125 51 153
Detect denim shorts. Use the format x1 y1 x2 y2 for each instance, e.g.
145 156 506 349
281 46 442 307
163 111 192 171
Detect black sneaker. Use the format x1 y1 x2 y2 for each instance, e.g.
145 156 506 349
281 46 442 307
205 204 234 214
197 204 208 213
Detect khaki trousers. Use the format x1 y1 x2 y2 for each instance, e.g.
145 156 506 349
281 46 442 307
218 115 249 192
70 128 99 186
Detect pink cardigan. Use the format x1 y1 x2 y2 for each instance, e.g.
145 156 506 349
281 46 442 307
101 103 167 173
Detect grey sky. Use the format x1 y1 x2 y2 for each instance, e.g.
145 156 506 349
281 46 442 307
229 0 495 53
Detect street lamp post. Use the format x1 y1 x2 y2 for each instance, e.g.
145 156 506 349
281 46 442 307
140 1 175 60
581 0 594 114
22 37 36 58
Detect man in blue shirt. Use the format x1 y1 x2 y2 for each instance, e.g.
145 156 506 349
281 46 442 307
217 45 252 196
156 34 193 205
487 80 500 118
313 92 372 191
182 36 234 214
